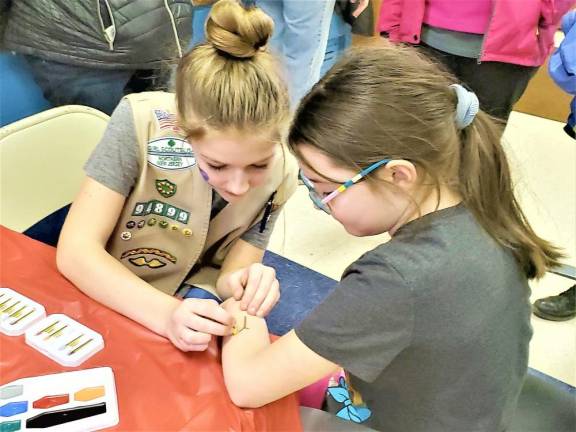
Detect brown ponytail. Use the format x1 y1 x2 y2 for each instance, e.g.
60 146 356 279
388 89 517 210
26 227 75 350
288 44 563 279
458 111 563 278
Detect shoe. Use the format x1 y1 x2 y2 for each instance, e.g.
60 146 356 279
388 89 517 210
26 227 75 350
532 285 576 321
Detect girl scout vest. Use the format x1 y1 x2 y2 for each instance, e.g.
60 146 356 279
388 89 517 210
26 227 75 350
107 92 298 297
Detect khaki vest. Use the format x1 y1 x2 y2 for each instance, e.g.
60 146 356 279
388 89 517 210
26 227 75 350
107 92 298 296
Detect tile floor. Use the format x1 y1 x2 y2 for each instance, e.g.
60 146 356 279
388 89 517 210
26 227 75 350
268 111 576 386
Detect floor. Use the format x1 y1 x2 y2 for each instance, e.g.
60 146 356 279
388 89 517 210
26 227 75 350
268 111 576 387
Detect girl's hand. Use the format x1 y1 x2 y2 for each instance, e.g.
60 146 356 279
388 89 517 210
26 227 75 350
166 298 233 352
222 263 280 317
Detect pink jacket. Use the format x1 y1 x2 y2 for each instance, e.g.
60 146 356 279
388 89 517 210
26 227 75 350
378 0 576 66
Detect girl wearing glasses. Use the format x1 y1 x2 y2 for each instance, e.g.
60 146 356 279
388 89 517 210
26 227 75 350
220 45 563 430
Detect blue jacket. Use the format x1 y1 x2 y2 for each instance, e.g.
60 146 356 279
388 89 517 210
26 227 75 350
549 10 576 138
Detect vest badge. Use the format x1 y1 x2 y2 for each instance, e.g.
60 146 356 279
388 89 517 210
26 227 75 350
153 109 184 135
121 248 177 270
147 137 195 170
155 179 177 198
132 200 189 224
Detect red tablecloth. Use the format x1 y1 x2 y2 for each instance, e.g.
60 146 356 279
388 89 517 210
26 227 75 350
0 226 302 431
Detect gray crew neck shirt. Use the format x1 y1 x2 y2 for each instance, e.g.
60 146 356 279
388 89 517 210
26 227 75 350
296 204 532 431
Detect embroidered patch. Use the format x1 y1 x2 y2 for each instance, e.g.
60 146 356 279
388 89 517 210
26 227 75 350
121 248 177 264
153 109 183 134
155 179 177 198
147 137 195 170
120 231 132 241
132 200 189 224
128 257 166 269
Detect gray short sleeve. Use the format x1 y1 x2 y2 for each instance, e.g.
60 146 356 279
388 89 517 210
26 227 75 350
296 256 413 382
240 205 283 250
84 99 140 196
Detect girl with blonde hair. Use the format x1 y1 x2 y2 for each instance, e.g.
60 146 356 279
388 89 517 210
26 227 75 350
58 0 298 351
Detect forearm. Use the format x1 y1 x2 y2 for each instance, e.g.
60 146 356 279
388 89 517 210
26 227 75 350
222 300 339 408
57 242 179 337
222 303 272 406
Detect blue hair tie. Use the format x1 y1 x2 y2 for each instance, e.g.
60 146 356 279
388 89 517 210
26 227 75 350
450 84 479 129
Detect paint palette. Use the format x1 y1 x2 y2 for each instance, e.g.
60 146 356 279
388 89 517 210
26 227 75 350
25 315 104 367
0 367 119 431
0 288 46 336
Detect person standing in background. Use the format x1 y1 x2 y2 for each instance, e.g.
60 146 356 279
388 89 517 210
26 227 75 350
548 9 576 140
1 0 193 115
257 0 369 106
532 9 576 322
378 0 575 122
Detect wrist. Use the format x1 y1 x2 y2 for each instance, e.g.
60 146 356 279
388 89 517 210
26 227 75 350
216 272 234 299
158 296 182 338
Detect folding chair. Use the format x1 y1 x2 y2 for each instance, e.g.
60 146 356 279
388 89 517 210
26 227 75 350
0 106 109 243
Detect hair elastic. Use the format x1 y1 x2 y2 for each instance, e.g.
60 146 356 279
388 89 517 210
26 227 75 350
450 84 479 129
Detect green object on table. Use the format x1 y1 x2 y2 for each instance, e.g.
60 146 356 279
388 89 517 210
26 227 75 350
0 386 23 400
0 420 21 432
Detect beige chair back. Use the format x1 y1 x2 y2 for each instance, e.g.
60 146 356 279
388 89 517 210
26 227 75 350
0 106 109 232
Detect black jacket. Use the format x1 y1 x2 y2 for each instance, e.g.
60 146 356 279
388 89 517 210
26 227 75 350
2 0 193 69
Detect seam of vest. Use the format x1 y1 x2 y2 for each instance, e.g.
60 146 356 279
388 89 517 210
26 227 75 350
178 179 213 292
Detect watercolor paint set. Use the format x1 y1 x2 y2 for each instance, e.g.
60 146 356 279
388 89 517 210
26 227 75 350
0 367 119 431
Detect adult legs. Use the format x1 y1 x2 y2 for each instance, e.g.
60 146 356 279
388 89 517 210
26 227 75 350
257 0 285 54
259 0 335 106
24 55 134 115
418 44 537 122
456 57 537 122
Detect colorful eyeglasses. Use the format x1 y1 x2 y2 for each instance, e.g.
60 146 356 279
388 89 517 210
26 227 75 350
299 159 391 214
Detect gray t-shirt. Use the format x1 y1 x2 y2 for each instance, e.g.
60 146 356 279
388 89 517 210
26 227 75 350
84 99 280 250
296 205 532 432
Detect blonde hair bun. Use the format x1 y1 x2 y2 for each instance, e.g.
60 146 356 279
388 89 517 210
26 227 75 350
205 0 274 59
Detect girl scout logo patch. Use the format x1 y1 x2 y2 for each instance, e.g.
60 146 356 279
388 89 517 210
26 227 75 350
148 137 195 170
155 179 177 198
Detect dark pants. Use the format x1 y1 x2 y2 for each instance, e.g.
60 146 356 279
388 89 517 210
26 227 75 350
418 43 538 122
24 56 170 115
